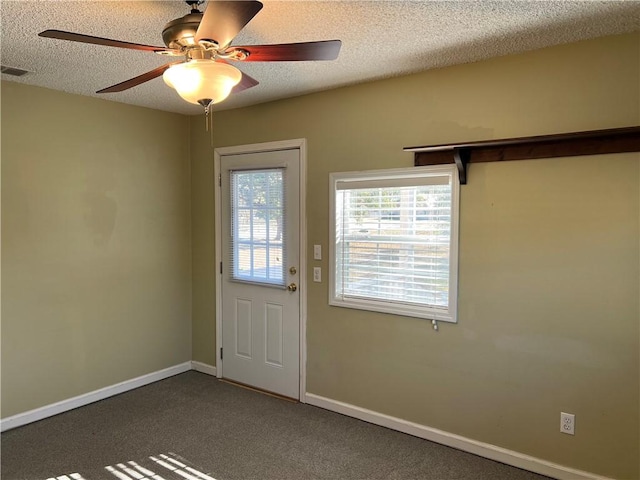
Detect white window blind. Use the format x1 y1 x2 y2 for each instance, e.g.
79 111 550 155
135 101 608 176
230 168 286 287
330 165 459 322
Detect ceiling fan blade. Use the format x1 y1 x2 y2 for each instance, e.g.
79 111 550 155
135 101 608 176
195 1 263 49
39 29 177 53
233 70 259 93
216 59 259 93
96 62 181 94
230 40 342 62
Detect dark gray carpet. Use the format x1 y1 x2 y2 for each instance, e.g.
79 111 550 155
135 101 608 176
1 371 551 480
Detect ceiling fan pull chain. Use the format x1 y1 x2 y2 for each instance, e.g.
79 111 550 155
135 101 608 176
203 103 214 147
210 109 214 147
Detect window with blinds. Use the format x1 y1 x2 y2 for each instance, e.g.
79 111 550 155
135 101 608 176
329 165 459 322
230 168 286 287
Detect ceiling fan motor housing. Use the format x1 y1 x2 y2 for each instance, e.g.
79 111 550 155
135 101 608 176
162 13 207 49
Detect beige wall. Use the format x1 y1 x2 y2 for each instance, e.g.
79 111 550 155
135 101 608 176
1 82 192 417
190 120 216 365
191 33 639 478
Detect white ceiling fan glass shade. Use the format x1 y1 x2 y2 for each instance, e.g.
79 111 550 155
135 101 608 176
163 60 242 105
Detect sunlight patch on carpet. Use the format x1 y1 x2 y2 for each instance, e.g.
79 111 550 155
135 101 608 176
46 453 216 480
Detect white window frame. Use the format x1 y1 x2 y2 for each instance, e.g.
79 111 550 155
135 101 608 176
328 164 460 323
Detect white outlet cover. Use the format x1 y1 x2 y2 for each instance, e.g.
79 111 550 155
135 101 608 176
560 412 575 435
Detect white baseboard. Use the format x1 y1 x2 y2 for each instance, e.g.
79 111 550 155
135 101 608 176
304 393 612 480
0 362 192 432
191 361 217 376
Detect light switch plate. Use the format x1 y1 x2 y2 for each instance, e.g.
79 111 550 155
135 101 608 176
313 244 322 260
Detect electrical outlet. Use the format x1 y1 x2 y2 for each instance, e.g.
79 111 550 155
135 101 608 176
313 267 322 283
560 412 575 435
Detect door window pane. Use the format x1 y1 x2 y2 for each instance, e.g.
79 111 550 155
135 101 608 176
230 169 286 286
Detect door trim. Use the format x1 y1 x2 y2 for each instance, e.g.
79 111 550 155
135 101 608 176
214 139 308 402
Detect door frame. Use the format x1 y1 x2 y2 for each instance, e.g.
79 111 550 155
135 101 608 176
214 138 308 402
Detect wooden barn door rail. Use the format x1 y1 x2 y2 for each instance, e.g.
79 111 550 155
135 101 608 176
404 126 640 184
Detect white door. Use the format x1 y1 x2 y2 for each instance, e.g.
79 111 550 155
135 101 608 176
219 148 300 399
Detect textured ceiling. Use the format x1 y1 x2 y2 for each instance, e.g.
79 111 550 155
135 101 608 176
2 1 639 115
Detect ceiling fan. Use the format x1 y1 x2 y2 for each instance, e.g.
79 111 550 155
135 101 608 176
39 0 342 110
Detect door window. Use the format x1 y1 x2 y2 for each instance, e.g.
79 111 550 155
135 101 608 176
230 168 286 286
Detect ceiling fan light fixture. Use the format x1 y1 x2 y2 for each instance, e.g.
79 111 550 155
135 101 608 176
163 59 242 106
